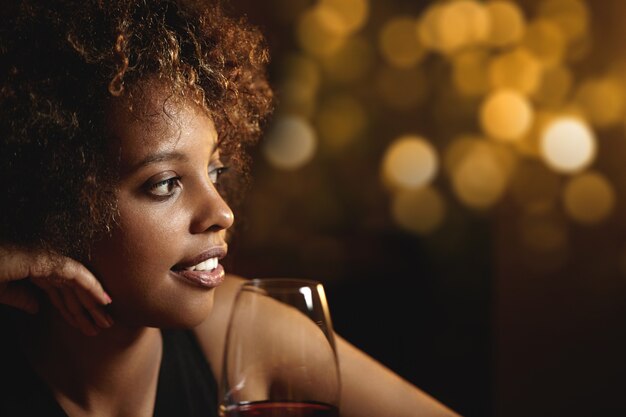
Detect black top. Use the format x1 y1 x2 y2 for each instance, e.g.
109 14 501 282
0 319 219 417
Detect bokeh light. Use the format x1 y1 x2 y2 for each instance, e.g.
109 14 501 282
538 0 590 43
574 77 626 128
297 6 346 57
563 171 616 224
434 0 490 53
514 110 557 157
263 115 317 170
417 3 444 50
486 0 526 48
391 186 446 235
449 0 491 45
319 0 369 36
444 135 483 178
278 54 321 118
532 65 573 108
451 141 510 209
540 116 596 173
488 47 542 95
480 89 534 142
522 19 566 67
379 16 425 69
320 35 374 83
453 48 491 97
316 94 367 152
382 135 439 190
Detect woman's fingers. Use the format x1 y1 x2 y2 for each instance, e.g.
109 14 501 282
73 286 114 329
58 287 100 336
0 245 111 306
35 280 81 330
32 275 112 335
34 254 112 307
0 245 114 333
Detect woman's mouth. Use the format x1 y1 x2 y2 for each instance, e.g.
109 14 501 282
170 251 226 289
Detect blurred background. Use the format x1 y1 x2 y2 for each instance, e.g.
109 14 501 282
223 0 626 415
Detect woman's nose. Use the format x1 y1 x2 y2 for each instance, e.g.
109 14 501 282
190 182 234 234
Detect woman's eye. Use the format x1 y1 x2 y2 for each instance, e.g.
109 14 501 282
209 166 229 184
148 177 181 197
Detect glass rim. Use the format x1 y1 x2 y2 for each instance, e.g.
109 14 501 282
243 278 323 288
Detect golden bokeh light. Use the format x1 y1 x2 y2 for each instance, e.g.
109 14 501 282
434 0 490 53
297 6 346 57
382 135 439 190
320 0 369 36
575 77 626 128
453 48 491 97
540 116 596 173
263 115 317 170
444 135 483 178
450 0 491 45
566 34 592 62
480 89 534 142
514 110 557 157
392 186 446 235
379 16 425 68
523 19 566 67
320 35 374 83
563 171 616 224
486 0 526 48
488 47 542 95
273 0 622 246
418 3 444 50
376 66 429 110
451 141 510 209
316 94 367 152
532 65 573 108
520 210 568 252
445 136 518 180
538 0 589 42
510 160 561 212
279 54 321 117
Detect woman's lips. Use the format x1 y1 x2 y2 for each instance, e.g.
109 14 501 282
170 246 227 288
170 264 225 289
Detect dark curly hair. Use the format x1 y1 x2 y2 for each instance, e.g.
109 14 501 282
0 0 273 259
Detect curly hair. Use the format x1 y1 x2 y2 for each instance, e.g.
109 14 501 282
0 0 273 259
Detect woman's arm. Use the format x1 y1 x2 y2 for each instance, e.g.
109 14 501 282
195 275 460 417
336 335 460 417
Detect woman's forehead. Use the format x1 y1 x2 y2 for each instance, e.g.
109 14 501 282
106 87 218 170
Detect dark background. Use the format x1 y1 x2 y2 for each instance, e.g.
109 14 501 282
223 1 626 416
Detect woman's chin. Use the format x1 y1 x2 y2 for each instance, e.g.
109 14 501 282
111 292 215 329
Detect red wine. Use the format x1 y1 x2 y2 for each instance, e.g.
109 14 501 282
223 401 339 417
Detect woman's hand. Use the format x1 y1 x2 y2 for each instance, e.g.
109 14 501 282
0 245 114 336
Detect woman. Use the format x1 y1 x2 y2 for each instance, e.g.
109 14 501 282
0 1 459 416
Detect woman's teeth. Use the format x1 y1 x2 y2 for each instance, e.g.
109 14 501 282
185 257 218 271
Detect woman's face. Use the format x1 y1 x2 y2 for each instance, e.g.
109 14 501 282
89 88 234 328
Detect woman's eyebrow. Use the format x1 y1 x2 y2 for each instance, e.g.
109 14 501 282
129 150 190 173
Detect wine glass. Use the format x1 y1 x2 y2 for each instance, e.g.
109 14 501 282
219 279 340 417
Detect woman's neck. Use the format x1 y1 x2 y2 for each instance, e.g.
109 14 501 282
21 305 163 417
